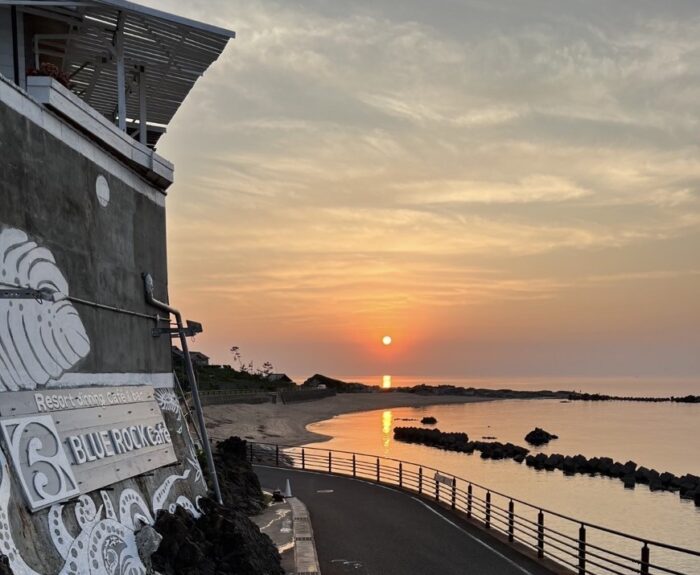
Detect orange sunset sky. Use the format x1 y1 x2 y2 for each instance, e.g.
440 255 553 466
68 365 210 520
148 0 700 381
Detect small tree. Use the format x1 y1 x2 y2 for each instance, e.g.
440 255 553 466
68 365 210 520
261 361 274 377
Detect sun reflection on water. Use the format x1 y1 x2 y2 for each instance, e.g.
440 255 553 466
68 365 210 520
382 410 393 450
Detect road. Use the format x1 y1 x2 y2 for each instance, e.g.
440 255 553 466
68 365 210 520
255 466 557 575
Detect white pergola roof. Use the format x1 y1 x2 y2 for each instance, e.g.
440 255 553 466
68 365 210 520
13 0 235 142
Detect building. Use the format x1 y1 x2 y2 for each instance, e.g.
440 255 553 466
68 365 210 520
171 346 208 367
265 373 296 386
0 2 233 573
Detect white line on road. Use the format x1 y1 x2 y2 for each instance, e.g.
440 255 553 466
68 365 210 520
411 497 535 575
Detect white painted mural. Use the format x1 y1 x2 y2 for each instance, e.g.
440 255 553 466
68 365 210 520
0 227 90 391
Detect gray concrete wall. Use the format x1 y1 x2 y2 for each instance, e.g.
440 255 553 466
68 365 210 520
0 90 171 380
0 79 207 575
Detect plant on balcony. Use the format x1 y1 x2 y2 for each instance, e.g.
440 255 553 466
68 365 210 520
27 62 72 89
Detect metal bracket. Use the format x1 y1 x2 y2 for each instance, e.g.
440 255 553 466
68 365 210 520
152 319 202 338
0 287 53 301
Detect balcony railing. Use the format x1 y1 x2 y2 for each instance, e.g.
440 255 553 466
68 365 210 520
248 442 700 575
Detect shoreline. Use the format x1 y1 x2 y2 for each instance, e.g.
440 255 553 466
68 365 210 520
203 392 494 446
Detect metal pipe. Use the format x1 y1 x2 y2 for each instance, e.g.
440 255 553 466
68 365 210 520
142 273 222 504
11 5 19 85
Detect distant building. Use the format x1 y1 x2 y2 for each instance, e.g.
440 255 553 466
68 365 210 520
265 373 295 385
171 347 209 367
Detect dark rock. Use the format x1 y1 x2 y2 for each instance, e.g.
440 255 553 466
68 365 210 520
152 499 283 575
0 556 12 575
635 466 651 484
659 472 675 487
622 474 636 489
421 416 438 425
524 427 559 446
215 437 266 514
695 492 700 507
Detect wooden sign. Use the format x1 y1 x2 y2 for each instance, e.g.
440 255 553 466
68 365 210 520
0 385 177 511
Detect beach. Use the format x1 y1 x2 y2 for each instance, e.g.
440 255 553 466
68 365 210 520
203 392 492 445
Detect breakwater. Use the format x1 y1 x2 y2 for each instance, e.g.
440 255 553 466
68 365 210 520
393 426 700 505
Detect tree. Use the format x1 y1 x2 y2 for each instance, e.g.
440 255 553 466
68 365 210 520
261 361 274 377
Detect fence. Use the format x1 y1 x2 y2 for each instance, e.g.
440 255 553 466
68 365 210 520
249 442 700 575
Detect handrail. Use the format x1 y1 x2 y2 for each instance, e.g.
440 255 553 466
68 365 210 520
258 441 699 555
249 441 700 575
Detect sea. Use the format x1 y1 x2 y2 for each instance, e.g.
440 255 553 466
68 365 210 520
303 377 700 574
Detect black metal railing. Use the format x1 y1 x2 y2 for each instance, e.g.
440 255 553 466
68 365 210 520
249 442 700 575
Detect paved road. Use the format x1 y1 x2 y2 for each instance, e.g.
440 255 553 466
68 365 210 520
256 466 556 575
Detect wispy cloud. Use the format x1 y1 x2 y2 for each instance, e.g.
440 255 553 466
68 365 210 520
145 0 700 376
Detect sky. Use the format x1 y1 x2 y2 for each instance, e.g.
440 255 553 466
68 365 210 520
147 0 700 381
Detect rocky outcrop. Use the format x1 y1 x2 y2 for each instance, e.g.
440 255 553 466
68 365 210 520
153 436 284 575
525 454 700 504
214 437 266 515
393 427 529 462
152 499 283 575
421 416 438 424
569 393 700 403
524 427 558 446
396 427 699 506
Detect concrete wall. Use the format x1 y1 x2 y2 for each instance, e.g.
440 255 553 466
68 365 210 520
0 78 172 386
0 77 207 575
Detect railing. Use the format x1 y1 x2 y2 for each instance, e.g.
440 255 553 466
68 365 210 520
249 442 700 575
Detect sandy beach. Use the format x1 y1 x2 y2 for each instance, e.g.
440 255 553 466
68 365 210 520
203 392 492 445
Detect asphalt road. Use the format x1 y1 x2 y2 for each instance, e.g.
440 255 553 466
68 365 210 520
255 466 556 575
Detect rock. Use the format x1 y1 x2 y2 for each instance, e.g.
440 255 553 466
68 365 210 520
152 499 284 575
524 428 559 446
695 492 700 507
659 472 676 487
635 466 651 484
136 524 163 572
215 437 267 514
421 416 438 425
622 474 636 489
0 556 12 575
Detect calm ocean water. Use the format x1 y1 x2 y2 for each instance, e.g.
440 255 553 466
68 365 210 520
305 399 700 573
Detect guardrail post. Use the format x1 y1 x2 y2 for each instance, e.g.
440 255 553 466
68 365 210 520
508 500 514 542
275 444 279 467
399 462 403 487
485 491 491 529
248 442 253 463
467 483 472 518
328 451 332 473
376 458 380 482
451 479 456 510
435 478 440 501
537 510 545 558
578 524 586 575
640 543 650 575
352 453 356 477
418 467 423 495
301 448 305 470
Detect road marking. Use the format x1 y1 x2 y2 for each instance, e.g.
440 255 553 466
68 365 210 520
411 497 535 575
257 465 537 575
316 489 334 493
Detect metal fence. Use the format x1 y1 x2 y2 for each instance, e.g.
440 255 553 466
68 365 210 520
249 442 700 575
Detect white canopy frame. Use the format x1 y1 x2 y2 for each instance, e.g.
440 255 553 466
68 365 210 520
2 0 235 145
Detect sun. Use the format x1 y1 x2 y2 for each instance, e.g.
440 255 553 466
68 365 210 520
382 335 392 346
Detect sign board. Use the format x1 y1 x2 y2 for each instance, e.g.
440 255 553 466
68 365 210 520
434 472 455 488
0 385 177 511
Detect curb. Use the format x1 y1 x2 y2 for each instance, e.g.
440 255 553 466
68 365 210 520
287 496 321 575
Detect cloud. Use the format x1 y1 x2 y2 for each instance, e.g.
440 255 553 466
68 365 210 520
143 0 700 375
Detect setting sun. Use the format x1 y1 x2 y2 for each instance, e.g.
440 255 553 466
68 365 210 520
382 335 392 346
